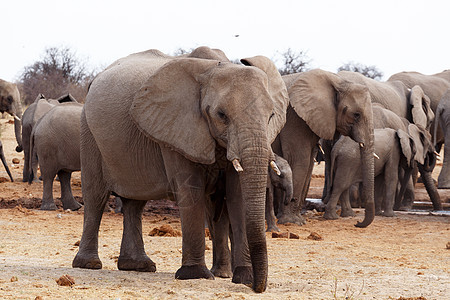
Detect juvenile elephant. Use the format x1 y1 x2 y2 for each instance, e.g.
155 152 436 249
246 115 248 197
325 124 434 218
72 47 289 293
29 102 83 211
21 93 77 182
0 79 23 152
273 70 375 228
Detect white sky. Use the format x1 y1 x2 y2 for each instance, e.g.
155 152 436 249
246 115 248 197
2 0 449 82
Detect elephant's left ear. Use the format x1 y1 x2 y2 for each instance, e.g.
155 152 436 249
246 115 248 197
397 129 415 167
241 56 289 143
410 85 434 130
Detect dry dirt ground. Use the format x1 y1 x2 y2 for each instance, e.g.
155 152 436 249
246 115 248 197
0 116 448 299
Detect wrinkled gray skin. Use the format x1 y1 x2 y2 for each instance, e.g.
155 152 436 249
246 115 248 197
0 141 14 182
434 89 450 188
273 70 375 228
0 79 23 153
72 47 289 293
21 93 78 182
29 102 83 211
325 128 415 219
266 154 293 232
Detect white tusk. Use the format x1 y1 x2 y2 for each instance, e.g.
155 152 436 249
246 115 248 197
434 151 440 158
318 143 325 155
13 114 21 121
373 153 380 159
270 160 282 176
232 159 244 173
359 142 365 149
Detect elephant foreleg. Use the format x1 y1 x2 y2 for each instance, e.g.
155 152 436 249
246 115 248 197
118 198 155 272
161 148 213 280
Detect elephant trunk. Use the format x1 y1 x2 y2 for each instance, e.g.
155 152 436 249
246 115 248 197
13 101 23 152
355 140 375 228
419 154 442 211
238 133 269 293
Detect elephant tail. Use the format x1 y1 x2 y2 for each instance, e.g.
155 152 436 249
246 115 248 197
28 128 38 184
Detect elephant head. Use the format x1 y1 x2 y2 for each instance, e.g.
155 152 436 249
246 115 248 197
284 69 375 227
129 55 289 292
409 85 434 131
0 79 23 152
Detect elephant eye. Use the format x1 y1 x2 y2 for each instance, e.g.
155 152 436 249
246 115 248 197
7 96 13 104
353 112 361 122
217 110 229 123
268 112 275 124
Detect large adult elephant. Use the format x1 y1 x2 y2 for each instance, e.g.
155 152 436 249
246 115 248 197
0 79 23 152
272 70 375 227
72 47 289 293
389 70 450 187
21 93 77 182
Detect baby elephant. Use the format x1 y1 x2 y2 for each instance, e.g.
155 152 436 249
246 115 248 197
324 127 417 219
29 102 83 210
266 154 293 232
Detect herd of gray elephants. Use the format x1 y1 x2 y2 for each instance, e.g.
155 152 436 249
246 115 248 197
0 46 449 292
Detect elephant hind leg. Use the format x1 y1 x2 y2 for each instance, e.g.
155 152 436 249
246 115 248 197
73 111 109 270
40 169 57 211
118 198 155 272
58 170 82 211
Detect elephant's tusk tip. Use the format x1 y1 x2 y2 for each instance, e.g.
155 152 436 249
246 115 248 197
434 151 440 158
359 142 365 149
317 143 325 155
12 114 21 121
373 153 380 159
232 159 244 172
270 160 282 176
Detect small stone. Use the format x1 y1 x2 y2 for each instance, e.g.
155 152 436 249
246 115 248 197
289 232 300 239
446 242 450 249
12 158 20 164
272 232 289 238
10 276 18 282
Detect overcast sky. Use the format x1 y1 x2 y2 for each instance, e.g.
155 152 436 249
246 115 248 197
2 0 449 82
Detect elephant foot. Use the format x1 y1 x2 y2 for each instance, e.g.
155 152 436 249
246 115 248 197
72 253 102 269
175 265 214 280
277 214 306 226
340 208 356 218
396 204 412 211
62 198 83 211
40 201 57 211
232 266 253 285
118 255 156 272
437 184 450 189
323 209 339 220
375 210 383 216
382 210 395 217
266 224 280 232
211 263 232 278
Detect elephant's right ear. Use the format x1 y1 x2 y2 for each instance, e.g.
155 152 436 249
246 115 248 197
129 58 219 165
397 129 415 167
286 69 344 140
55 93 77 103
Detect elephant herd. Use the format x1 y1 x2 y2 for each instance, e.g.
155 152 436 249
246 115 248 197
0 46 449 293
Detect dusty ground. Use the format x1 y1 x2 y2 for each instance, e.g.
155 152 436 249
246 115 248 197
0 116 448 299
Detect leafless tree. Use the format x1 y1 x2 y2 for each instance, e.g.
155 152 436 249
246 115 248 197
338 61 384 81
18 47 96 104
277 48 311 75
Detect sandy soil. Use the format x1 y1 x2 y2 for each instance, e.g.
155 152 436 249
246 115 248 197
0 116 448 299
